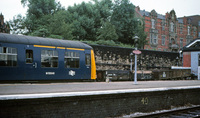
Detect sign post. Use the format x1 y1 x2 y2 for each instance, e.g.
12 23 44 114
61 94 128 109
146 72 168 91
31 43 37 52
133 50 141 84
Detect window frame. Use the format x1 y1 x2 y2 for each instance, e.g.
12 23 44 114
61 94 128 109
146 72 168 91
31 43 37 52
41 50 58 68
85 54 91 66
26 50 33 64
0 46 17 67
65 51 80 68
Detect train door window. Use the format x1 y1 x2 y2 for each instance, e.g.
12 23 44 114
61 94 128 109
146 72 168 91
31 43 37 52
85 54 91 66
26 50 33 63
41 50 58 68
65 51 79 68
0 47 17 66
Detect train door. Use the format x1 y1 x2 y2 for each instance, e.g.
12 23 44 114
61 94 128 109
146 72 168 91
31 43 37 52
24 48 38 80
85 51 91 79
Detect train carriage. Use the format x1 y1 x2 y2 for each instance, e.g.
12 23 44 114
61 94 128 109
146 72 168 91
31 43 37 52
0 33 96 81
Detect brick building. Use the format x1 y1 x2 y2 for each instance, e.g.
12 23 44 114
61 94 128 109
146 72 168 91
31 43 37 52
180 15 200 38
135 7 198 52
0 13 10 33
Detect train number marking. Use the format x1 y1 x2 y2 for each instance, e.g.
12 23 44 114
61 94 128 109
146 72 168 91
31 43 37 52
46 72 55 75
141 97 148 105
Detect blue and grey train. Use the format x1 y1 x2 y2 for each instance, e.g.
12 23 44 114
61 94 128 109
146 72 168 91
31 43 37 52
0 33 96 81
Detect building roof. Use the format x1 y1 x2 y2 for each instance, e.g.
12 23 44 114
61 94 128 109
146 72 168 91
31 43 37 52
177 18 183 24
0 33 92 50
182 38 200 52
139 9 185 24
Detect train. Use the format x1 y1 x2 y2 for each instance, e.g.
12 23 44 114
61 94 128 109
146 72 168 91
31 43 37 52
0 33 96 81
0 33 193 82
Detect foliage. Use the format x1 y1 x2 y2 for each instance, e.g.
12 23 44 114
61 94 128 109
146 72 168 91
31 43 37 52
97 20 118 41
9 14 27 34
9 0 147 49
134 18 148 49
111 0 135 44
82 40 134 48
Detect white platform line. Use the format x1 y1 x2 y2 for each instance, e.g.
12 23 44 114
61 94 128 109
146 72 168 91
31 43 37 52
1 86 200 100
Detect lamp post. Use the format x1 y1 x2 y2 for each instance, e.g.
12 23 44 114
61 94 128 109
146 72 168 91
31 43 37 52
133 36 140 85
130 53 133 72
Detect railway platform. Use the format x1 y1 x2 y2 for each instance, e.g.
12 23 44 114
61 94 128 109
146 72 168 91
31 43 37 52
0 80 200 118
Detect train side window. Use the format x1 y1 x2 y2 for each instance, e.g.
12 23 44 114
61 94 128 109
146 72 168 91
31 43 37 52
0 47 17 67
26 50 33 63
41 50 58 68
85 54 91 66
65 51 80 68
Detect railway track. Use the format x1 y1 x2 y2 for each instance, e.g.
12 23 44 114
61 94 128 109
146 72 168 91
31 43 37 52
124 105 200 118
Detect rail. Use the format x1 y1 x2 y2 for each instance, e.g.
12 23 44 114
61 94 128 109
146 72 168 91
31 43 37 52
129 105 200 118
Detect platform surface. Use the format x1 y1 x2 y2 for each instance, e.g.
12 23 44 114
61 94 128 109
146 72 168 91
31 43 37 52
1 80 200 95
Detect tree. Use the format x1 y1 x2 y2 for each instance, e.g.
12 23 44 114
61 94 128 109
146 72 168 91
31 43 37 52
20 0 62 34
67 0 113 41
97 20 118 41
133 18 147 49
31 27 49 37
9 0 147 49
67 2 96 41
9 14 27 34
21 0 59 18
111 0 135 44
48 10 74 40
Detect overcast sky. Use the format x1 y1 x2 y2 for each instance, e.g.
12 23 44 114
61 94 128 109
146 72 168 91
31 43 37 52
0 0 199 22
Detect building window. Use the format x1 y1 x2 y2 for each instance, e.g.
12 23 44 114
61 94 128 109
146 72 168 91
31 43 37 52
170 22 174 32
198 21 200 26
0 47 17 66
151 19 155 29
162 36 165 45
162 20 165 30
171 38 175 44
65 51 80 68
180 39 183 48
41 50 58 68
151 33 158 44
199 32 200 37
179 24 183 34
188 26 190 35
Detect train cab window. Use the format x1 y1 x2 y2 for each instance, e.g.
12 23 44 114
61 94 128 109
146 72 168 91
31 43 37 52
26 50 33 63
85 54 91 66
41 50 58 68
0 47 17 67
65 51 80 68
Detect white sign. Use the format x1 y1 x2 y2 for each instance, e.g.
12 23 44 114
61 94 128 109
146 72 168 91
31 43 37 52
163 72 166 78
46 72 55 75
69 70 75 76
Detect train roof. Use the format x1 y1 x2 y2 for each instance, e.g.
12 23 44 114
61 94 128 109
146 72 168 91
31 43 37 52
0 33 92 50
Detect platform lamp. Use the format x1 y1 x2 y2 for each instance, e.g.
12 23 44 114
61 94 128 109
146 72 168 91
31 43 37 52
130 53 133 72
133 35 139 85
